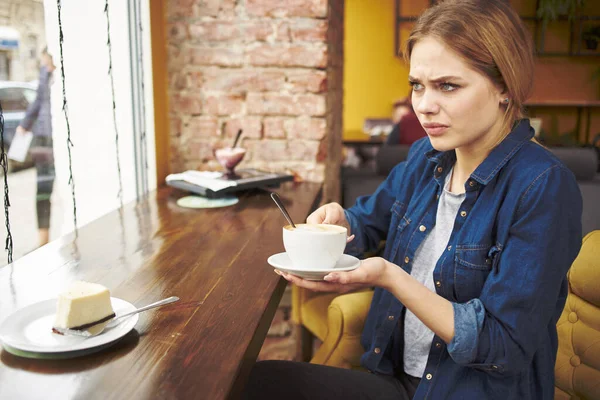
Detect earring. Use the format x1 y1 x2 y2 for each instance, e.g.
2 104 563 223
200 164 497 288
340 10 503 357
502 98 509 104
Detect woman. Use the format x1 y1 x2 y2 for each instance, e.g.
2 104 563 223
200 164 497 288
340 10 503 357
244 0 582 399
16 47 56 247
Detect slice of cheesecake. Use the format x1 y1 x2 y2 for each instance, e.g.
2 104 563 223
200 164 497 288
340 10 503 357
52 281 115 335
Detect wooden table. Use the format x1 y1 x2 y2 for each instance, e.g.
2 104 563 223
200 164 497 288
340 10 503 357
0 182 322 400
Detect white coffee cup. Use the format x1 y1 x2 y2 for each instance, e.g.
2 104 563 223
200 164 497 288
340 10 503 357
283 223 348 269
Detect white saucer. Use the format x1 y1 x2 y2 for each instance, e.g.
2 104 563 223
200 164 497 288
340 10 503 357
267 253 361 281
0 297 138 358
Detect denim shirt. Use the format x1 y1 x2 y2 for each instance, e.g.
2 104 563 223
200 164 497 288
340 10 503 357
344 120 583 399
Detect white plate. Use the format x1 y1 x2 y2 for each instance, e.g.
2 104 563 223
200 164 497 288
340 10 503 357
267 252 361 281
0 297 138 357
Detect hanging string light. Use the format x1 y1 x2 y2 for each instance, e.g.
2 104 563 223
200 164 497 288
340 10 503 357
57 0 78 236
0 104 13 264
104 0 124 208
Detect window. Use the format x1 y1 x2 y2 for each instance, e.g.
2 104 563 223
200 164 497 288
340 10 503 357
0 1 156 265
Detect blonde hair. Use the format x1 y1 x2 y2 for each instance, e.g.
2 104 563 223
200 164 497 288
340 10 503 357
404 0 535 143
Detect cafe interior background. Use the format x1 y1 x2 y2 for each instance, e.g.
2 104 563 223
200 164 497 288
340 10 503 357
0 0 599 360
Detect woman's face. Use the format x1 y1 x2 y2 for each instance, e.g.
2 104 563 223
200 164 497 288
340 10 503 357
409 37 506 153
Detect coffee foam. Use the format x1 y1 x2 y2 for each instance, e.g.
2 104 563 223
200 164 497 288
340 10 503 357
284 224 346 233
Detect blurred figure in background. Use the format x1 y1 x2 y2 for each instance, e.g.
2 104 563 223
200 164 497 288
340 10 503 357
16 47 55 247
386 96 427 145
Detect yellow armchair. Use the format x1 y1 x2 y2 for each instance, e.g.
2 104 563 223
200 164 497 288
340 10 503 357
291 230 600 399
291 285 339 362
291 285 373 368
555 230 600 399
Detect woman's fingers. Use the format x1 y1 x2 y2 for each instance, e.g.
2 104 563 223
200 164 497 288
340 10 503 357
324 262 370 285
275 270 356 293
322 206 344 225
324 271 358 284
306 203 347 226
306 207 327 225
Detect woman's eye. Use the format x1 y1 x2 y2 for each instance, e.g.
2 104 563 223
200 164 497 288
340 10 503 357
440 83 458 92
409 81 424 91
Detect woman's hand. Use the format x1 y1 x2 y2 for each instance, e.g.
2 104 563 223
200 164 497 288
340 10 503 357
307 202 349 231
306 202 354 243
278 256 456 343
276 257 397 293
16 126 25 135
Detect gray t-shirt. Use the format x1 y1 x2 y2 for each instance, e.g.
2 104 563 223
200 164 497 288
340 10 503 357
403 169 465 378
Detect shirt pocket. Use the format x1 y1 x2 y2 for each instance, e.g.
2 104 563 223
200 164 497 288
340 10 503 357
387 200 410 261
453 245 494 302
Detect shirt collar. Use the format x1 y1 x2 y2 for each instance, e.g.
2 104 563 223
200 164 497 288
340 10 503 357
425 119 534 185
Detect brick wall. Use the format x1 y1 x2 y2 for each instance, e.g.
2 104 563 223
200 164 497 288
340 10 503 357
166 0 344 202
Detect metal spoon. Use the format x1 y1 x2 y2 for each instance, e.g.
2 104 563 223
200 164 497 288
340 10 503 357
270 192 296 228
106 296 180 328
55 296 180 337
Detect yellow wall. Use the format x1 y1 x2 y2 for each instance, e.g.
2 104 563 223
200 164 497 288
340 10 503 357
343 0 410 135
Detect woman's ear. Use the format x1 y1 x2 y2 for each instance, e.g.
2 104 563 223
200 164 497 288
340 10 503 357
494 81 508 105
498 87 509 105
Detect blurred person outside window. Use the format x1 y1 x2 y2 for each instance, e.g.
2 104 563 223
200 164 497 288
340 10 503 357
15 47 55 247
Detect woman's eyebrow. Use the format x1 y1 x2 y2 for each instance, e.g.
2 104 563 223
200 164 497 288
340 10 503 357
408 75 462 83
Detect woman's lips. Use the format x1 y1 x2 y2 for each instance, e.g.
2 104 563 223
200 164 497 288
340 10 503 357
422 123 449 136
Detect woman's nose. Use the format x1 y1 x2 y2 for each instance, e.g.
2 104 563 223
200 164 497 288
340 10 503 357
414 91 439 115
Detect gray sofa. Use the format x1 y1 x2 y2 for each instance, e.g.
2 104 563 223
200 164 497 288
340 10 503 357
342 145 600 236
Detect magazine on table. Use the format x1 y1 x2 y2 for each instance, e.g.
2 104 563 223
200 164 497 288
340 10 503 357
166 169 294 198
